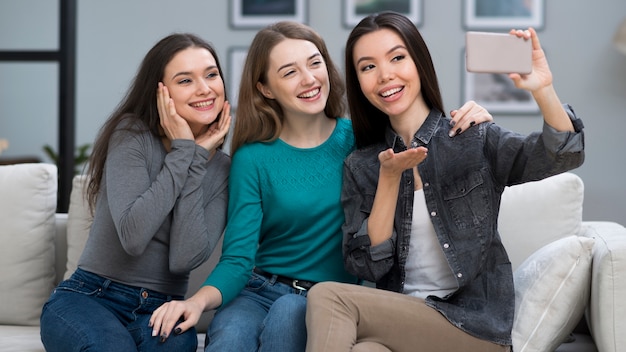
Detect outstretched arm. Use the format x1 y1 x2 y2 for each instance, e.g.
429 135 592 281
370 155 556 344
508 28 575 132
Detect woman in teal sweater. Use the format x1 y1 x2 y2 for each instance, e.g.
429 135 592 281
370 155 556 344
150 21 493 351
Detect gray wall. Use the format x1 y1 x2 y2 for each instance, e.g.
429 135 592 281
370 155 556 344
1 0 625 225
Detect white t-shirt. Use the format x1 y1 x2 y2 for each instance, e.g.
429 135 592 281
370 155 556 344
402 189 458 299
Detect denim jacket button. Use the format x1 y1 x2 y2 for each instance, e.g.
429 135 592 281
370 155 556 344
457 273 463 278
424 182 429 187
443 243 450 249
430 211 436 217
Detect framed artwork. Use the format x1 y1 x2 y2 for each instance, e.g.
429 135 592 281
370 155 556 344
230 0 307 29
461 50 538 114
343 0 422 28
463 0 544 30
228 47 248 110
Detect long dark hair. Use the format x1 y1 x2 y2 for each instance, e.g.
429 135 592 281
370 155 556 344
345 11 444 148
86 33 227 210
229 21 346 156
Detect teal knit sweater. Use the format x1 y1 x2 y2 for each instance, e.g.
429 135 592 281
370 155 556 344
204 118 358 305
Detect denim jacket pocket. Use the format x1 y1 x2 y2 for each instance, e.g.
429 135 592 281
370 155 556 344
441 170 490 229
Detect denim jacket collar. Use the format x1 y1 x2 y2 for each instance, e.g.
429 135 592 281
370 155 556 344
384 109 443 152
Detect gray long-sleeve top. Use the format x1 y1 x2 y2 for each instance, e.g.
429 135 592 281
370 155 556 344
78 119 230 296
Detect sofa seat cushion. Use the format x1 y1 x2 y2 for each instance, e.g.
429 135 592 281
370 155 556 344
0 163 57 326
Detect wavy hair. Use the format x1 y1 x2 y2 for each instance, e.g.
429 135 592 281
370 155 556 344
86 33 227 210
229 21 346 156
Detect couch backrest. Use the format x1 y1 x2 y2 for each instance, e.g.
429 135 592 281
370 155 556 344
0 163 58 326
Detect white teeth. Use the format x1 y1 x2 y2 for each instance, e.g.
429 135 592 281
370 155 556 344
381 87 402 97
298 88 319 98
191 100 213 108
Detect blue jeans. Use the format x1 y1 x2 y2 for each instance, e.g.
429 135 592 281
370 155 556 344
205 271 308 352
40 268 197 352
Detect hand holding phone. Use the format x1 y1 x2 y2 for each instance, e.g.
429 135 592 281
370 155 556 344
465 31 532 74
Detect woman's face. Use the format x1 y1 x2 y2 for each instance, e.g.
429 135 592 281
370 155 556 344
257 38 330 120
352 28 423 119
163 47 225 135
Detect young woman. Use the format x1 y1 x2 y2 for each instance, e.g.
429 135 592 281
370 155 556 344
39 33 231 352
150 21 494 352
305 12 585 352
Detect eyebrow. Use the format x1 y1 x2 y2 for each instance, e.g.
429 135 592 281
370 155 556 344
356 44 406 65
170 65 218 80
276 53 322 73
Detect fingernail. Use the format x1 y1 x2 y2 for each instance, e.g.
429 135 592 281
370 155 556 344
175 327 182 335
152 329 158 337
160 333 167 343
448 130 456 138
449 119 456 127
455 128 462 135
469 121 475 127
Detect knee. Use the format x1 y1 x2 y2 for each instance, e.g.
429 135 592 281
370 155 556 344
271 293 307 317
307 282 342 308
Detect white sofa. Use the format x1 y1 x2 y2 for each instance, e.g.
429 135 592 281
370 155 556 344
0 163 624 352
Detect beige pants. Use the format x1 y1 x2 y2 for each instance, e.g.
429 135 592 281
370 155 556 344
305 282 510 352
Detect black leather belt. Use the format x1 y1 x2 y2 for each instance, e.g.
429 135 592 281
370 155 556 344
253 267 317 291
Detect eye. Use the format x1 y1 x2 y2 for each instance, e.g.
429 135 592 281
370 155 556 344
282 69 296 78
391 55 406 62
207 71 219 79
177 78 192 85
359 64 375 72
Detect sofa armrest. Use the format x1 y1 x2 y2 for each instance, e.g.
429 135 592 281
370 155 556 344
579 221 626 352
54 213 68 285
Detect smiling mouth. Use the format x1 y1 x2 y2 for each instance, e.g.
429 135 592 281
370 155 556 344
380 87 403 97
298 88 320 99
191 100 214 108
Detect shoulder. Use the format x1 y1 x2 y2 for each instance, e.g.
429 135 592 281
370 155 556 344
345 142 384 172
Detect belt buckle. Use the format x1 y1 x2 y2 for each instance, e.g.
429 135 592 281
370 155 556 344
292 280 307 291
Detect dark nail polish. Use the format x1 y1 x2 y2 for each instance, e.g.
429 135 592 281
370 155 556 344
456 128 462 135
449 119 456 127
469 121 475 127
160 334 167 343
175 327 182 335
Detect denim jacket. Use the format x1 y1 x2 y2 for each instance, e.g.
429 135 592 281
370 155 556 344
341 106 584 346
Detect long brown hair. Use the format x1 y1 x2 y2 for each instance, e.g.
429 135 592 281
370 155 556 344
229 21 345 156
345 11 444 148
85 33 227 210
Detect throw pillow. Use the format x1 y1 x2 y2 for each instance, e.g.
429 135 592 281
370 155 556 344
64 175 93 280
512 235 594 352
499 172 584 270
0 163 57 326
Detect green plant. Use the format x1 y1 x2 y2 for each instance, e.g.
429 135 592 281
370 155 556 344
43 143 91 175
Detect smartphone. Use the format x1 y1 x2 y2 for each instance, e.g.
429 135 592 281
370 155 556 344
465 31 532 74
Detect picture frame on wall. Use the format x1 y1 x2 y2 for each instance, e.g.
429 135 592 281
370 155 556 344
230 0 307 29
461 50 538 114
228 47 248 110
463 0 544 30
343 0 422 28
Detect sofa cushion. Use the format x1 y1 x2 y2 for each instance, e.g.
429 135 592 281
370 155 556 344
499 172 584 270
512 235 594 352
64 175 93 280
580 221 626 352
0 163 57 326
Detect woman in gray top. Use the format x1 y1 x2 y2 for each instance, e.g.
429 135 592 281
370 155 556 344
40 33 231 352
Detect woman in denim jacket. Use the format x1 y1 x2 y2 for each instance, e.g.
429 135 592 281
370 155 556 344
305 11 584 352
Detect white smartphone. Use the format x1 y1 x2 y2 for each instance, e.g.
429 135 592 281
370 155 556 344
465 31 532 74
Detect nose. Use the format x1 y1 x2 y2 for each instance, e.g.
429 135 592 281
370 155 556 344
301 69 315 86
378 64 394 83
196 79 211 95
